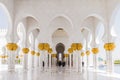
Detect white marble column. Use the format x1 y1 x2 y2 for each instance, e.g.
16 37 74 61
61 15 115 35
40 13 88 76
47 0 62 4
75 51 79 72
44 51 48 71
93 54 97 70
49 54 51 69
73 51 76 69
31 53 35 68
8 51 16 71
81 56 84 67
39 51 43 70
36 53 40 67
106 51 114 73
86 56 89 68
78 51 82 72
23 54 28 70
69 54 72 68
66 57 69 67
31 38 35 68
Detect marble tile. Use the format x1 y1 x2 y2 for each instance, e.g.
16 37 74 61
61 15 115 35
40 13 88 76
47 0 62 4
0 66 120 80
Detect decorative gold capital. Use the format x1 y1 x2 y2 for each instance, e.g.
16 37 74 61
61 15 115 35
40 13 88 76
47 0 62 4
81 52 85 57
71 43 83 51
92 48 99 54
86 50 90 56
48 48 53 53
22 48 29 54
36 52 40 56
38 43 50 51
6 43 18 51
31 51 35 55
68 48 73 53
104 43 116 51
77 43 83 50
52 54 57 58
64 54 69 57
71 43 77 50
16 56 19 58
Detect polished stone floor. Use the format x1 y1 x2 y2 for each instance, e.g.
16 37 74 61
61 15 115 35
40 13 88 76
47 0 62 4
0 66 120 80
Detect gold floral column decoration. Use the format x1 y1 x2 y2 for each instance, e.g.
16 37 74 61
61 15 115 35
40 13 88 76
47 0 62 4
68 48 73 54
22 48 29 54
36 52 40 56
92 48 99 54
48 48 53 53
38 43 50 51
86 50 90 56
52 54 57 58
44 43 50 51
6 43 18 51
38 43 44 50
71 43 83 51
64 54 69 58
76 43 83 51
16 56 19 59
104 43 116 51
71 43 77 51
81 52 85 57
31 51 35 55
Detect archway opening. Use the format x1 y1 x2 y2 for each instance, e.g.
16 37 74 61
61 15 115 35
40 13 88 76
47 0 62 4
0 3 11 70
52 28 69 67
56 43 65 67
56 43 65 60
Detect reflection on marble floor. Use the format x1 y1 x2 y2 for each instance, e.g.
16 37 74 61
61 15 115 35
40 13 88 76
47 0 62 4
0 66 120 80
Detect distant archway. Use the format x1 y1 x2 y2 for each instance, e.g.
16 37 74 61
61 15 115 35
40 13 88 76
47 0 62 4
56 43 65 66
56 43 65 53
0 3 12 68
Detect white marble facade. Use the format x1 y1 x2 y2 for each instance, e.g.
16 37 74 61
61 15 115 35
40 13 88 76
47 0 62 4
0 0 120 80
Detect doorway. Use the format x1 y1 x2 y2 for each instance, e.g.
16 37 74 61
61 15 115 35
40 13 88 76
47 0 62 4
56 43 65 66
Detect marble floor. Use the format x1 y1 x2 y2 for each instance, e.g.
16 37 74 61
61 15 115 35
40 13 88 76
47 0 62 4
0 66 120 80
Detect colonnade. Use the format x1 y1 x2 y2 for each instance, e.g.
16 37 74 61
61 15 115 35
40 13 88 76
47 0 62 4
5 40 116 74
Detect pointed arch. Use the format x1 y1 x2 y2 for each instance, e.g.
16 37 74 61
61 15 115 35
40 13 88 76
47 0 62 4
48 15 73 37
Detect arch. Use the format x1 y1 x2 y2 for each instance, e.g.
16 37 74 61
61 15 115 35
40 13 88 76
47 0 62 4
24 16 40 35
95 22 105 44
52 28 69 38
52 28 69 53
110 4 120 37
48 15 73 37
80 14 105 34
28 28 40 46
52 28 69 43
80 27 92 48
80 15 105 45
110 4 120 27
13 15 40 43
50 14 73 28
15 14 40 27
17 22 26 36
56 43 65 53
80 27 91 39
56 43 65 64
80 27 91 33
17 22 26 47
0 3 12 35
81 13 104 24
28 27 40 35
